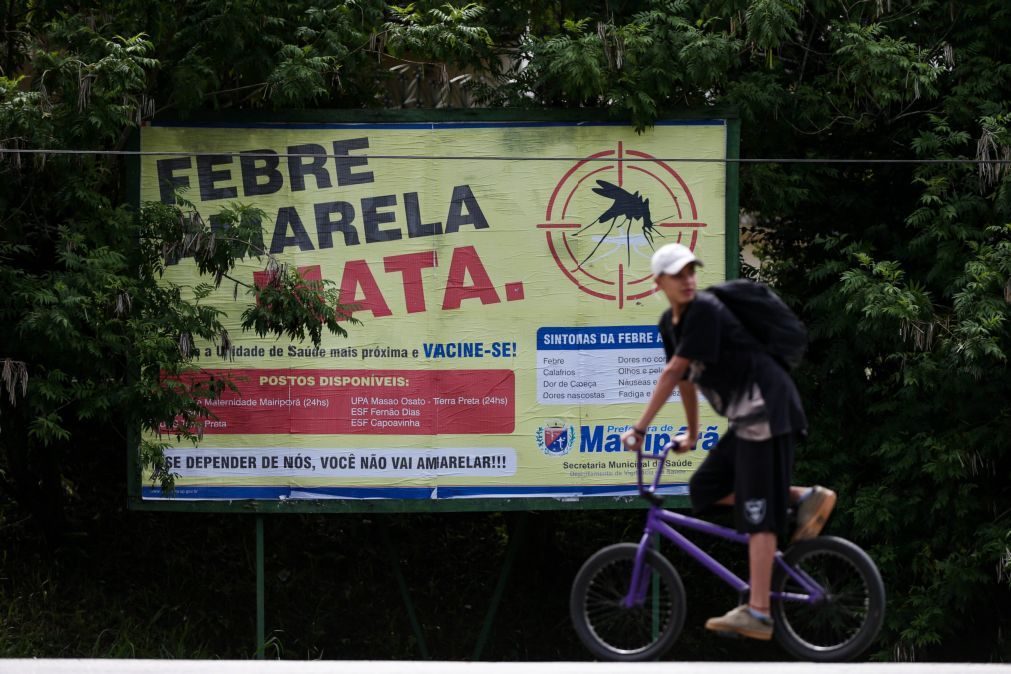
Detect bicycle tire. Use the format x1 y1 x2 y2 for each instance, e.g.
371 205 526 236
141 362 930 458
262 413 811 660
772 536 886 662
570 543 686 661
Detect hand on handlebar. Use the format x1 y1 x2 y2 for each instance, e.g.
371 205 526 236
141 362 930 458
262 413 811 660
621 428 644 452
672 433 697 454
624 429 698 453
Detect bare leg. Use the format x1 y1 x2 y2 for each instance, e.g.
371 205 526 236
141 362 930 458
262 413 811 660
714 489 812 613
748 532 776 611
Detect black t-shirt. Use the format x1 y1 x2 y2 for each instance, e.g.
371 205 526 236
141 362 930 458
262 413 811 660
658 291 807 439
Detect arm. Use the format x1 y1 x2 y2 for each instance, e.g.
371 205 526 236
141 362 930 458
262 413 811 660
621 355 691 451
677 379 699 453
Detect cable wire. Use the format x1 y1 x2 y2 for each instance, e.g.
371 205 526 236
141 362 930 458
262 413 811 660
0 147 1009 164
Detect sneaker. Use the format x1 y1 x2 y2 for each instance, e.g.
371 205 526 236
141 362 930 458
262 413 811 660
792 486 837 542
704 604 773 641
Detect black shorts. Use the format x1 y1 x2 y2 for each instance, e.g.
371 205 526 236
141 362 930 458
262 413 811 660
688 429 795 535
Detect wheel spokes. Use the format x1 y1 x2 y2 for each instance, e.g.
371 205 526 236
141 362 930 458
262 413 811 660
779 550 873 650
583 559 674 653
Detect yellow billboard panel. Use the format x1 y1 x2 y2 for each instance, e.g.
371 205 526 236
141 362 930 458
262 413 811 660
139 119 732 504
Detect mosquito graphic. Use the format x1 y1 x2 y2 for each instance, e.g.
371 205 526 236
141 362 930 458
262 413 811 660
572 180 672 269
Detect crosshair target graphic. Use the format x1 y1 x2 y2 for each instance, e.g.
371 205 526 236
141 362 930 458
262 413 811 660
537 141 708 308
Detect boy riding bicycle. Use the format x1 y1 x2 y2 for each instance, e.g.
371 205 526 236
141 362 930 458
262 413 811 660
620 243 836 641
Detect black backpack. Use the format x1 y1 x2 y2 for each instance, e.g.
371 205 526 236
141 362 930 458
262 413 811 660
706 279 808 371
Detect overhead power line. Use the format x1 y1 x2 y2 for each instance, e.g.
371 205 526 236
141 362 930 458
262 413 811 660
0 147 1009 164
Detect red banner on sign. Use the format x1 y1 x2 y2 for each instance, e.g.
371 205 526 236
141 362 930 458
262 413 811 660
171 368 515 435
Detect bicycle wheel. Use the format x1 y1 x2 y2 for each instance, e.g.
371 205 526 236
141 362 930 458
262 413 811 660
570 543 686 661
772 536 886 662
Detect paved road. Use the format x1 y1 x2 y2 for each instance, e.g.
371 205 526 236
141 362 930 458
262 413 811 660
4 661 1009 674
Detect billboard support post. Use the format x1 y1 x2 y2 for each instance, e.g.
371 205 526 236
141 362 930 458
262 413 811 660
380 520 431 659
472 511 528 659
256 516 265 660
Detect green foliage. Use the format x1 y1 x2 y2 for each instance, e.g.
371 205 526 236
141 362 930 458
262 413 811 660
482 1 743 128
385 3 493 66
0 3 361 529
745 0 801 61
242 264 361 345
734 2 1011 659
831 21 940 110
266 45 340 107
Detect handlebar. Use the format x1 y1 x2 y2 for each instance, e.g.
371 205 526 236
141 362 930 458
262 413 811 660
634 440 677 506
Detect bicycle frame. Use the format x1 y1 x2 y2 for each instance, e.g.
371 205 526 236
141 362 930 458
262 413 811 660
623 444 827 609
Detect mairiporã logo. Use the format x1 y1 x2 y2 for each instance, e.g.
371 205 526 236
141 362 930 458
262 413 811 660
536 420 576 457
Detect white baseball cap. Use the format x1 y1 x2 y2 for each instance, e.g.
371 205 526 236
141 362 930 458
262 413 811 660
650 243 703 277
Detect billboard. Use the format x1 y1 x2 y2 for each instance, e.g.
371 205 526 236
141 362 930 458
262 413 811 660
133 115 738 511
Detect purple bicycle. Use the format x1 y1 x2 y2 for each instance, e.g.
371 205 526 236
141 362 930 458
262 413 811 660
570 443 886 662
